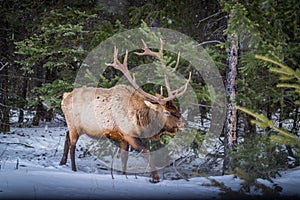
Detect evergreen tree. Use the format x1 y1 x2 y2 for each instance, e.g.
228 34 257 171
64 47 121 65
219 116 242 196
14 6 117 117
220 0 300 190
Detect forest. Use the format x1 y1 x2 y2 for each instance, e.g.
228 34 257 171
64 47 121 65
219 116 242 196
0 0 299 198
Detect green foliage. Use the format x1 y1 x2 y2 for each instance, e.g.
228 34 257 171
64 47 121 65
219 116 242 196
14 8 91 112
222 0 300 113
6 1 299 181
237 105 300 151
28 80 74 113
14 8 94 73
85 69 119 88
204 46 227 72
221 0 300 192
222 0 300 63
256 55 300 102
88 20 123 48
228 135 286 193
14 6 120 112
128 1 222 41
129 1 177 28
237 56 300 154
114 22 193 97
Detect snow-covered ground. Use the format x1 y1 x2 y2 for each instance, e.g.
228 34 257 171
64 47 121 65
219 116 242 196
1 124 300 199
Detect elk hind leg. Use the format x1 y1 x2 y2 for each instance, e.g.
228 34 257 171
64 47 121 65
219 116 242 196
70 132 79 171
60 131 70 165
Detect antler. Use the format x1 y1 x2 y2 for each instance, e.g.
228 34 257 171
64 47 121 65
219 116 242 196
105 39 191 104
134 38 164 59
105 47 162 103
134 39 191 102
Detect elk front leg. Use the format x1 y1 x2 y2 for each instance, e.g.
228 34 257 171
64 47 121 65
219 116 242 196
60 131 70 165
123 135 159 183
120 139 129 176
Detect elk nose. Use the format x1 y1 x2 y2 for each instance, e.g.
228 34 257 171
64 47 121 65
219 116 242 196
177 117 187 130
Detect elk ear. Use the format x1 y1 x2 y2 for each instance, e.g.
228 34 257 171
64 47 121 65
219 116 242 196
144 100 160 111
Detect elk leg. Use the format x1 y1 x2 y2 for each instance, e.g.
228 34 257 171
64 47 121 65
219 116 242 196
124 136 159 183
60 131 70 165
70 145 77 171
69 131 79 171
120 139 129 175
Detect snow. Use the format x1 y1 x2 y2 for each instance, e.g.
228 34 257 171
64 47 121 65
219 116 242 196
0 166 218 199
1 125 300 199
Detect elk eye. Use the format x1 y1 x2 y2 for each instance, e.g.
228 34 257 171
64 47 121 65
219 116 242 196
163 110 171 116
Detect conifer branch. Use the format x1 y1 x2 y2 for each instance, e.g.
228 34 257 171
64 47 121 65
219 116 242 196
236 106 299 141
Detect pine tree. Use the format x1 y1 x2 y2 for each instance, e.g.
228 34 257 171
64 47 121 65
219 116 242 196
237 56 300 154
220 0 300 190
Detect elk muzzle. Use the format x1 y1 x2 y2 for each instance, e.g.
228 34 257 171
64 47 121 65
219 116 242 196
177 117 187 130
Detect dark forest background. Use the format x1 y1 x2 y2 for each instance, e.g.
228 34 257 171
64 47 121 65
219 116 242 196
0 0 299 192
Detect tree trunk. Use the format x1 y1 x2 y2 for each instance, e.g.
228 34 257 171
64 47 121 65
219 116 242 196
18 77 28 125
223 30 238 173
291 107 299 135
0 62 10 132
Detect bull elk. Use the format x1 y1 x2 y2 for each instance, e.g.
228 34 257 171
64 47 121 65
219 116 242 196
59 39 191 183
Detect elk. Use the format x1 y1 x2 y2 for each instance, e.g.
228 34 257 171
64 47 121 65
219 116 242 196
59 39 191 183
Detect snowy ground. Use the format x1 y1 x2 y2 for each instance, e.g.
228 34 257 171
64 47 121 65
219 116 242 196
1 124 300 199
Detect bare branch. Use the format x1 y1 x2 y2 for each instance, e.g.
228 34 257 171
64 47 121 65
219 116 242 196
0 141 34 148
196 11 221 28
0 62 8 71
196 40 223 46
0 102 12 108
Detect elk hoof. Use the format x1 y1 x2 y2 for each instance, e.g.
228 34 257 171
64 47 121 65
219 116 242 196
150 171 160 183
149 178 160 183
